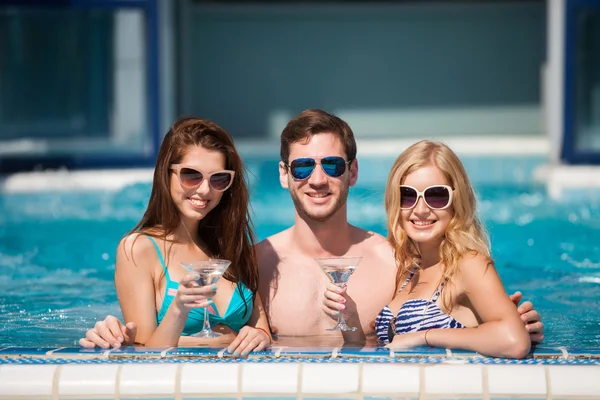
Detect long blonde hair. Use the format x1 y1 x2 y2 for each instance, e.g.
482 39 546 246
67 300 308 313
384 140 492 311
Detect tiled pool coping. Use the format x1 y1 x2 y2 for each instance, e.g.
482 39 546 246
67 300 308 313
1 346 599 399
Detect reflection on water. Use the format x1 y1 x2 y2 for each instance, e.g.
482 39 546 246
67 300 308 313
273 335 379 348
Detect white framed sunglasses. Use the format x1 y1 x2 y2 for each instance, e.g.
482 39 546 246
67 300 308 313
170 164 235 192
399 185 454 210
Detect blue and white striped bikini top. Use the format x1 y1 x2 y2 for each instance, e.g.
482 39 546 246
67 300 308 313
375 268 465 344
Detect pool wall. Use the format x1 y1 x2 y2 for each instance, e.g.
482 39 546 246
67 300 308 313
1 346 599 399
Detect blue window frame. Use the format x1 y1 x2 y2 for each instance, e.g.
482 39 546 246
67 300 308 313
0 0 160 173
562 0 600 164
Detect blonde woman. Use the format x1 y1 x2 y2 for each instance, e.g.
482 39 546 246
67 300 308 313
376 140 530 358
324 140 530 358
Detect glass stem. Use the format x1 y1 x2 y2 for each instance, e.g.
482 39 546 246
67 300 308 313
203 300 211 332
338 312 346 327
338 284 346 327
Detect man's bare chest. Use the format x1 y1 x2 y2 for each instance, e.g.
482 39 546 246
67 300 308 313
272 265 327 299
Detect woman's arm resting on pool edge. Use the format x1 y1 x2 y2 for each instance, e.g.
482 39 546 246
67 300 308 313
80 235 212 348
226 292 272 357
115 235 188 347
387 253 531 358
79 317 239 348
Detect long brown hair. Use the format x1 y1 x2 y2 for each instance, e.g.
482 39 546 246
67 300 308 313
385 140 491 312
131 117 258 310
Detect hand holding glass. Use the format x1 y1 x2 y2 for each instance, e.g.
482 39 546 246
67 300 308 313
316 256 362 331
181 259 231 338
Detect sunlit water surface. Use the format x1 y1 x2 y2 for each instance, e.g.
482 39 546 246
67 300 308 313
1 156 599 348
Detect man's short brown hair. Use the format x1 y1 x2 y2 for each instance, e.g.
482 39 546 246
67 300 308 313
280 109 357 164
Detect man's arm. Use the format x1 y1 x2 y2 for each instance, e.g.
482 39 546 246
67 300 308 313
79 316 137 348
509 291 544 343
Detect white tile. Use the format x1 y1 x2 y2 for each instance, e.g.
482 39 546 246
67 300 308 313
0 365 56 397
424 364 483 395
301 364 360 394
549 365 600 396
242 363 299 393
487 365 547 395
58 364 119 396
362 364 420 394
119 364 178 395
180 363 239 394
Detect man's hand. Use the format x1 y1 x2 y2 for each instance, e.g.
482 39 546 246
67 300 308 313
509 291 544 343
79 315 137 349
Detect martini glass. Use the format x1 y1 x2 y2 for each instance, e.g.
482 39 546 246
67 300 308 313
181 259 231 338
316 256 362 331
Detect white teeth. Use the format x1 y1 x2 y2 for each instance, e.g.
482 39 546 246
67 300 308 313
412 220 434 226
190 199 207 206
308 193 329 198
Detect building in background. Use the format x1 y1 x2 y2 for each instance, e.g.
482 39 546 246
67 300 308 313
0 0 597 172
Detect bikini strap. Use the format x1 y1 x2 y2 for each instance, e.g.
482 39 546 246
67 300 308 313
431 281 445 302
397 267 417 294
146 235 171 282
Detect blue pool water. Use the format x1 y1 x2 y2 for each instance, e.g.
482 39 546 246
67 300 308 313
0 154 599 348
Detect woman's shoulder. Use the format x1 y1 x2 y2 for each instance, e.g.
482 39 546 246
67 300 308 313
457 251 493 268
117 232 162 264
455 252 496 283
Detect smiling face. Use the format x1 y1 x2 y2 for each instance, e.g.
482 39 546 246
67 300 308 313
170 144 227 222
400 164 453 247
280 133 357 222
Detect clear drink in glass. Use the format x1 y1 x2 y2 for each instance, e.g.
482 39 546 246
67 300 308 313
181 259 231 338
315 256 362 331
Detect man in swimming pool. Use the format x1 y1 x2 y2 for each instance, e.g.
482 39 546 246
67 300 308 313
80 109 544 348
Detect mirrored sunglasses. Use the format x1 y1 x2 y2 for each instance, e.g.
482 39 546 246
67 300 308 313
170 164 235 192
399 185 453 210
285 156 351 180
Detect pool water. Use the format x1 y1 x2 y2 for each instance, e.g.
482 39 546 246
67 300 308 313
1 155 599 348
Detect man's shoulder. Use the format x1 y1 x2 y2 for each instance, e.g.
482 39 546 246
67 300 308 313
350 226 395 267
255 228 293 271
256 228 292 253
350 226 391 249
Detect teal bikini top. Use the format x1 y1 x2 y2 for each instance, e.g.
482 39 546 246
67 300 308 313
146 236 253 335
